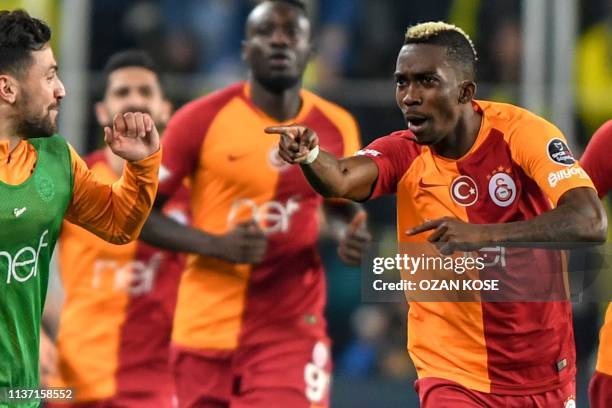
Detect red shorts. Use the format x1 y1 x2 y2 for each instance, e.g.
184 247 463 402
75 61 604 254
45 390 175 408
171 337 331 408
415 377 576 408
589 370 612 408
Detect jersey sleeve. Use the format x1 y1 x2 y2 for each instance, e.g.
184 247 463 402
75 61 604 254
508 116 595 206
64 145 160 244
356 131 418 199
580 120 612 197
158 101 207 198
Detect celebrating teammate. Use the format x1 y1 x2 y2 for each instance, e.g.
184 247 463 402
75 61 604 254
139 1 369 407
579 119 612 408
0 10 161 406
46 51 187 408
267 21 606 407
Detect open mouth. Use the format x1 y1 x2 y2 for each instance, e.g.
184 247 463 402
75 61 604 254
406 115 429 133
268 53 291 66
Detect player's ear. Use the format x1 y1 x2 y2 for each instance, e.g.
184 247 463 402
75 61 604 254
94 101 110 127
458 81 476 104
0 75 18 104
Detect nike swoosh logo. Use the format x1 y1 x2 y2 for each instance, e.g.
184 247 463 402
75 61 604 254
228 154 248 161
13 207 27 217
418 179 446 188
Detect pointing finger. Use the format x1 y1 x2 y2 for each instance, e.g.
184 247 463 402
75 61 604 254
406 218 444 236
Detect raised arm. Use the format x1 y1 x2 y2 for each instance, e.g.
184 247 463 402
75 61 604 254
265 125 379 201
65 113 160 244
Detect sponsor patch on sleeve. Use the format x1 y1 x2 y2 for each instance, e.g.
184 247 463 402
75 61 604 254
547 165 589 187
547 138 576 166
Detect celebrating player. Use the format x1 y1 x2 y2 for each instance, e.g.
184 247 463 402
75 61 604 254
46 50 187 408
579 119 612 408
139 1 369 407
0 10 161 406
268 21 606 407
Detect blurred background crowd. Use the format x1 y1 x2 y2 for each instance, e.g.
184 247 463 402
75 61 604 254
9 0 612 405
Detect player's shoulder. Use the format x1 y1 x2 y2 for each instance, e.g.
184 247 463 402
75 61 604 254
169 82 245 126
591 120 612 142
359 130 420 157
478 100 562 140
302 89 356 124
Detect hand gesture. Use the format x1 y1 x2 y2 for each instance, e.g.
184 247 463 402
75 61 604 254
338 211 372 266
406 217 489 255
104 112 160 162
215 220 268 264
265 125 319 164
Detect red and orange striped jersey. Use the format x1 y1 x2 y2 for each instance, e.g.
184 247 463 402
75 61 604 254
580 120 612 376
51 149 189 403
359 100 595 394
158 82 360 351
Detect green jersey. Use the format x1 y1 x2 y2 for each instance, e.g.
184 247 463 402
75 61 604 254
0 135 72 407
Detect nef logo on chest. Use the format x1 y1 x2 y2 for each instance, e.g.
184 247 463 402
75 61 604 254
487 167 517 207
450 176 478 206
227 196 301 235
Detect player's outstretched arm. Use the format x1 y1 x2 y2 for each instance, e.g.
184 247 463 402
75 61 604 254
65 113 162 244
265 125 379 201
140 196 267 264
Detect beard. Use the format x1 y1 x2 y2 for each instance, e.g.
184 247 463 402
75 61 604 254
16 112 57 139
15 90 58 139
254 72 301 94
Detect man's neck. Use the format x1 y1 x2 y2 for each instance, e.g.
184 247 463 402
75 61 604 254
0 119 22 152
249 79 302 122
432 106 483 159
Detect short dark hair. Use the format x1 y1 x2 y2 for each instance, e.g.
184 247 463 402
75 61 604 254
259 0 306 12
102 50 160 91
0 9 51 77
404 22 478 81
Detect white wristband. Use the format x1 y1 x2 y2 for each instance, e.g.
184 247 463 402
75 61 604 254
303 145 320 164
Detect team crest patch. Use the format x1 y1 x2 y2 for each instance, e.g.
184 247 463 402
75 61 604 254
547 138 575 166
450 176 478 207
488 170 516 207
35 173 55 202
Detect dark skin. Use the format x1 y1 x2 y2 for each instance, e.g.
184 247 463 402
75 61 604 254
140 1 371 265
266 43 607 253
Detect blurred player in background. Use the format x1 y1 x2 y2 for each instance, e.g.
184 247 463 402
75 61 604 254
268 21 606 408
0 10 161 407
140 1 370 407
45 50 188 408
578 119 612 408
